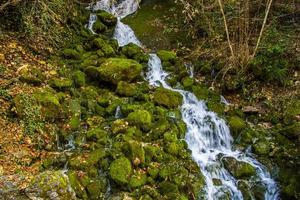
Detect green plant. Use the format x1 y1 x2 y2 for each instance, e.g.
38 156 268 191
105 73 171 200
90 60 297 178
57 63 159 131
19 94 44 135
250 44 289 84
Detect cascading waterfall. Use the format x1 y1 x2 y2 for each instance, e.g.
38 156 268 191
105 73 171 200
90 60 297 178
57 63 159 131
89 0 279 199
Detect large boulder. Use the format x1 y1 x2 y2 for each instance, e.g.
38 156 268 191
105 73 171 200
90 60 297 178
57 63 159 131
109 157 132 185
228 116 246 135
121 43 149 63
96 10 117 26
153 88 182 109
97 58 142 85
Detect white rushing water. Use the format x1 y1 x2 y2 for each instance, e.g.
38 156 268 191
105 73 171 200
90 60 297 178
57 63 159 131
89 0 279 199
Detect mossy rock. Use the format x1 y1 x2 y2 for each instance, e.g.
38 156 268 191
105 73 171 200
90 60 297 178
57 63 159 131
86 177 107 199
69 149 106 170
73 70 86 87
67 171 88 199
97 58 143 85
19 66 45 85
223 157 256 179
116 81 137 97
192 85 210 100
129 170 147 188
92 38 115 57
33 90 62 119
63 49 81 60
93 20 107 34
157 50 177 63
109 157 132 185
158 181 179 196
86 128 109 144
127 140 145 166
153 87 182 109
26 171 76 200
97 10 117 26
279 122 300 139
121 43 149 63
50 77 73 91
284 99 300 123
127 109 152 131
253 139 271 155
181 77 194 90
228 116 246 135
111 119 129 134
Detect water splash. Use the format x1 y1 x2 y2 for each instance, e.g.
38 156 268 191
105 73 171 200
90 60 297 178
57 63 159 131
89 0 279 199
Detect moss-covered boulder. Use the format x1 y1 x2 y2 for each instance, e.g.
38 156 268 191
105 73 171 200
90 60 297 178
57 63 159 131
19 66 45 85
50 77 73 90
153 88 182 109
121 43 149 63
86 177 107 199
97 10 117 26
86 128 109 144
228 116 246 135
127 140 145 166
253 140 271 155
129 169 147 188
97 58 142 85
26 171 76 200
111 119 129 134
67 171 88 199
33 90 62 119
157 50 177 63
92 38 115 57
223 157 256 179
73 70 86 87
116 81 137 97
69 149 106 170
127 110 152 131
109 157 132 185
93 20 107 34
63 49 81 60
279 122 300 139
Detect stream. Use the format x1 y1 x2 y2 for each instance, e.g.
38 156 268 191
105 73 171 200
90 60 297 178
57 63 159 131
88 0 280 199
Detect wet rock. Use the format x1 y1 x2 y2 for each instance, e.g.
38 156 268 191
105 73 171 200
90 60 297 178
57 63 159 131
26 171 76 200
97 58 142 85
93 20 107 34
157 50 177 64
127 109 152 131
153 87 182 109
109 157 132 185
222 157 256 179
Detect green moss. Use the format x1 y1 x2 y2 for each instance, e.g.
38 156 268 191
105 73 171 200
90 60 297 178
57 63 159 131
116 81 137 97
129 170 147 188
69 149 106 170
73 70 86 87
109 157 132 185
50 77 73 90
63 49 81 60
97 58 143 85
192 85 209 100
279 122 300 139
228 116 246 135
96 10 117 26
127 109 152 131
93 20 107 34
86 128 108 144
181 77 194 90
128 140 145 165
67 171 88 199
111 119 129 134
86 178 107 199
253 140 271 155
158 181 179 195
153 87 182 109
27 171 75 199
121 43 149 63
92 38 115 57
157 50 177 63
69 115 81 130
19 66 45 85
223 157 256 179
